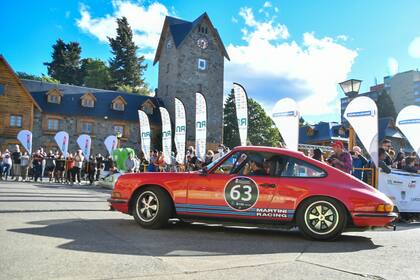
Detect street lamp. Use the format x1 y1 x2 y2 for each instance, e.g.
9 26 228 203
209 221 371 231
339 79 362 150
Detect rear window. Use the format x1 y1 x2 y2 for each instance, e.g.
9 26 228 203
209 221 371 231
280 157 326 178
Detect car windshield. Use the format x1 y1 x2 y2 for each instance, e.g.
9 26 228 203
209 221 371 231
205 152 229 171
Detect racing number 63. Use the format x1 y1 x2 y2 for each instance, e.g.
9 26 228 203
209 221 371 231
230 185 252 201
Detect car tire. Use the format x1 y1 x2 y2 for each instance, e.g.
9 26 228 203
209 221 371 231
132 187 173 229
296 196 347 241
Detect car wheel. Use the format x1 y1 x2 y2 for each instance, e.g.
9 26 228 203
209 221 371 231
132 187 173 229
296 197 347 240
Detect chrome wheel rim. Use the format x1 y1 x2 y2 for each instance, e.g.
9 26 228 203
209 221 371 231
304 201 339 235
136 191 159 222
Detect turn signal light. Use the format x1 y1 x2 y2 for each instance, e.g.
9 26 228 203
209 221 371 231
376 204 393 212
112 191 121 198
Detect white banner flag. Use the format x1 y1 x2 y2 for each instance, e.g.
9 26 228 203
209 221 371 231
175 98 186 164
104 135 118 156
396 105 420 156
17 130 32 154
160 107 172 165
54 131 69 157
195 92 207 162
138 110 151 161
76 134 92 158
271 98 300 151
233 83 248 146
344 96 378 167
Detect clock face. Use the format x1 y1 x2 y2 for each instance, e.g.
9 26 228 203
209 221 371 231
197 38 208 49
166 40 173 49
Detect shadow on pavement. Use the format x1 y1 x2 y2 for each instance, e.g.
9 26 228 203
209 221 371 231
9 218 382 257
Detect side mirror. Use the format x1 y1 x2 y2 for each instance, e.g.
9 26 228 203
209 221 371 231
199 167 208 176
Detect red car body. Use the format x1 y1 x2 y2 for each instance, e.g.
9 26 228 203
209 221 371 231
109 146 396 238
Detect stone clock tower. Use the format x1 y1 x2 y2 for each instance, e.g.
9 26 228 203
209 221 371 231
153 13 230 149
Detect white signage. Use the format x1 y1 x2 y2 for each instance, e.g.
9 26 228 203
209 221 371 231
175 98 186 164
233 83 248 146
54 131 69 157
344 96 378 167
271 98 300 151
17 130 32 154
138 110 151 161
379 170 420 212
396 105 420 156
160 107 172 165
195 92 207 162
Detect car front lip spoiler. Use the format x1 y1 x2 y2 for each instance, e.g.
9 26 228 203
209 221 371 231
107 198 128 204
353 212 398 218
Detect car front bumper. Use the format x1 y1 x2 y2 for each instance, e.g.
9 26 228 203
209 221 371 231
107 198 129 214
351 212 398 227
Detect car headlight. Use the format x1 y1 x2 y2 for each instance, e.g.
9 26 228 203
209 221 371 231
376 204 393 212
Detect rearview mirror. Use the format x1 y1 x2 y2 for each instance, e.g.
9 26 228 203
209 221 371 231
199 167 208 176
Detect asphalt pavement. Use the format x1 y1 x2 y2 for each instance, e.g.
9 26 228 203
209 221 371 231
0 180 419 280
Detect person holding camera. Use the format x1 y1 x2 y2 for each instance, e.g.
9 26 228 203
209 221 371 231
327 141 352 174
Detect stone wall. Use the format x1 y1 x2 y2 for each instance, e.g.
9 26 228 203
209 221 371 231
157 18 225 149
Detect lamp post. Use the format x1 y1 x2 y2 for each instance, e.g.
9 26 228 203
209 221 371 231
339 79 362 150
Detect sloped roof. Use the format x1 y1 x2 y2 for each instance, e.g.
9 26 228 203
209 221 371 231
153 13 230 65
299 122 348 144
379 117 404 140
0 55 41 111
22 79 162 124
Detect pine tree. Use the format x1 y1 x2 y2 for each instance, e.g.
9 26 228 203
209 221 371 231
108 17 147 90
223 92 281 148
80 58 111 89
377 89 397 119
44 39 82 85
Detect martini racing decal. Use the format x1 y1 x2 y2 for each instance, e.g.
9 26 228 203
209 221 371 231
224 176 259 211
175 203 295 220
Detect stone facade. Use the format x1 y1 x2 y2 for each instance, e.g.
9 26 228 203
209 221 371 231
155 15 227 150
31 110 160 156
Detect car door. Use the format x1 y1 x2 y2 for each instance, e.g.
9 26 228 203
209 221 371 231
176 151 278 220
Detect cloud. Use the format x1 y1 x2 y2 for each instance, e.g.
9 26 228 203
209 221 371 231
76 1 169 59
408 36 420 58
225 7 357 122
388 57 399 76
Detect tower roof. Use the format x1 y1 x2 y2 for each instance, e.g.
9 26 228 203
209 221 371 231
153 12 230 65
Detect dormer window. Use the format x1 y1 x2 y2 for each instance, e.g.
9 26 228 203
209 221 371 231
80 92 96 108
111 96 127 111
46 88 63 104
141 99 156 115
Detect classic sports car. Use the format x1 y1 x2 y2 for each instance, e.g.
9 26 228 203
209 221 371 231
108 146 397 240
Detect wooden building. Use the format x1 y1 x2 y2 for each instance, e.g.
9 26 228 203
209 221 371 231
0 55 41 151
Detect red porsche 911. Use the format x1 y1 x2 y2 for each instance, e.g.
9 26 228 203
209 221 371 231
108 146 397 240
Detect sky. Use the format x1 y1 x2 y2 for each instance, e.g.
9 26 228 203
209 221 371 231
2 0 420 123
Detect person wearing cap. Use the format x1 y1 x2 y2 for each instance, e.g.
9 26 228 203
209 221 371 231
247 153 267 176
213 144 226 161
351 146 368 180
328 141 352 174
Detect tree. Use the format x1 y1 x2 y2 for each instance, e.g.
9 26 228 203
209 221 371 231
108 17 147 90
44 39 82 85
376 90 397 119
116 84 153 96
17 72 59 84
80 58 111 89
223 92 281 148
299 116 307 127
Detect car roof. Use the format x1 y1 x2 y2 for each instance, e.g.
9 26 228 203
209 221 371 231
232 146 304 157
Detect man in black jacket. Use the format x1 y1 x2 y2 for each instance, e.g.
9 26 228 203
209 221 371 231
11 145 22 182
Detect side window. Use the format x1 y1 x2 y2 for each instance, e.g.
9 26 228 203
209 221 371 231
213 152 241 174
281 157 326 178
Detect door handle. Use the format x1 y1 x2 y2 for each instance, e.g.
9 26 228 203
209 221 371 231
259 183 276 188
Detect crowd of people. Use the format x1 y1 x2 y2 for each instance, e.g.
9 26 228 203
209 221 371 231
0 144 231 184
0 145 116 185
0 140 418 185
309 139 419 182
